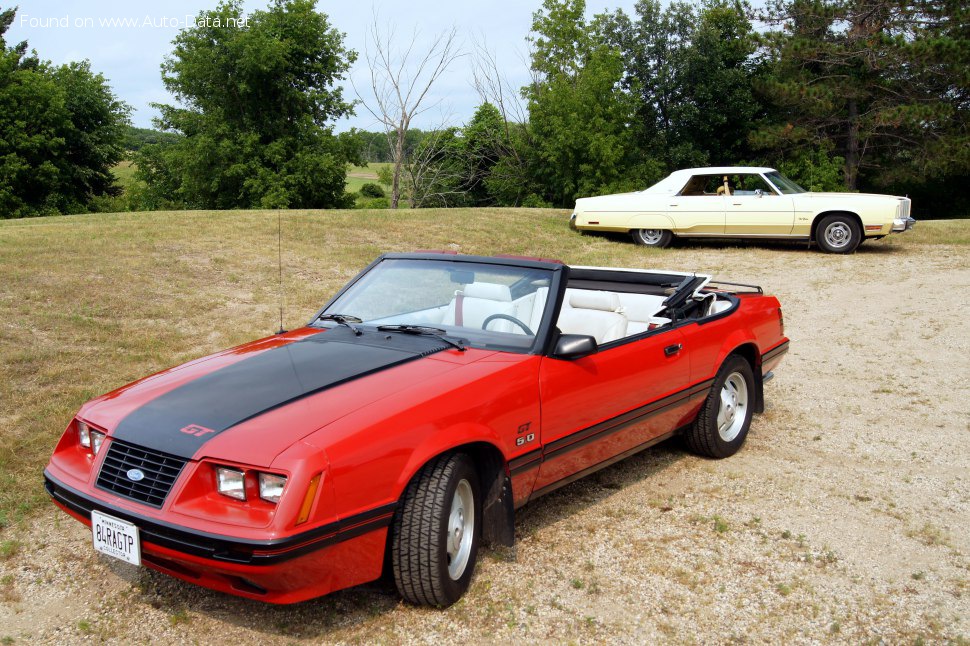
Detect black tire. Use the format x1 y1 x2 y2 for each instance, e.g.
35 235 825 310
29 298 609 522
684 355 755 459
391 453 481 607
631 228 673 248
815 214 861 254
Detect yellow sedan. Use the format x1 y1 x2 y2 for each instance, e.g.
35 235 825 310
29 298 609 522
570 167 915 253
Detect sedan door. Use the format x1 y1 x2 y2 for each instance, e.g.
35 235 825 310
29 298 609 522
724 174 795 235
533 330 694 495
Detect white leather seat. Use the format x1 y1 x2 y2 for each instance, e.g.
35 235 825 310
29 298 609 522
442 282 515 332
617 293 668 335
510 286 548 333
557 290 628 344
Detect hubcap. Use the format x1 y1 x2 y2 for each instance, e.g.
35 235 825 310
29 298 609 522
824 222 852 248
716 372 748 442
446 479 474 580
638 229 664 245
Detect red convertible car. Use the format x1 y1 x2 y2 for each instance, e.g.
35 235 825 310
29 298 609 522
45 252 788 607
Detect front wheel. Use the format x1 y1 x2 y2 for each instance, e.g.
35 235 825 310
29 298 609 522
684 355 755 458
631 228 673 248
391 453 481 607
816 214 861 254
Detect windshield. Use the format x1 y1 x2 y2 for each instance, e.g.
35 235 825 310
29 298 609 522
319 259 555 352
764 171 806 195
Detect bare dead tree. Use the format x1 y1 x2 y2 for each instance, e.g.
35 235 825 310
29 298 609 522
354 17 463 209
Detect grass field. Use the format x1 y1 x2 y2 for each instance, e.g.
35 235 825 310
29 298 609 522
0 210 963 527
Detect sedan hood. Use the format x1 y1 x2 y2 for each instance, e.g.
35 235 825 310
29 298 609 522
799 192 904 200
80 327 475 465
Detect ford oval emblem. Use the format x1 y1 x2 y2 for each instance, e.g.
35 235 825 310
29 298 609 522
126 468 145 482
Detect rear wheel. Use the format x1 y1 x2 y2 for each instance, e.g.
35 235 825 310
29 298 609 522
631 228 673 248
816 214 861 254
391 453 481 607
684 355 755 458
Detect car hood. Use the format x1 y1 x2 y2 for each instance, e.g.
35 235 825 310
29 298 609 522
79 326 484 466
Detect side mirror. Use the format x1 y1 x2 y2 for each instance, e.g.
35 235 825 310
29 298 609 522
552 334 598 360
755 189 764 198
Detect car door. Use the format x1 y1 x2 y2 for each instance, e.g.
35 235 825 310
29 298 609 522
666 174 726 234
724 174 795 235
533 330 693 494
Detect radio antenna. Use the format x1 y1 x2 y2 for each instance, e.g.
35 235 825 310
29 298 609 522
276 209 286 335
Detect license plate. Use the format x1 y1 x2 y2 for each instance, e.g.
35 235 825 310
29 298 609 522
92 510 141 566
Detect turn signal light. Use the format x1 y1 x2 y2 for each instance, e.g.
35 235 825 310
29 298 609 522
297 474 322 525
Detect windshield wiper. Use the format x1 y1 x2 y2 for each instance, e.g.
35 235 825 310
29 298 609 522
376 324 466 351
317 313 363 336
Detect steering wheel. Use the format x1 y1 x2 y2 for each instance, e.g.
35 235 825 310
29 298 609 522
481 313 534 336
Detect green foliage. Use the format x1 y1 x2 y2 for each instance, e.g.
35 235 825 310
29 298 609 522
138 0 358 210
0 7 130 218
359 183 385 198
524 0 639 207
355 196 389 209
773 142 846 192
602 0 763 171
755 0 970 191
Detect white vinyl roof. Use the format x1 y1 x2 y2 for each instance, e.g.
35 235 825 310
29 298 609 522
643 167 778 194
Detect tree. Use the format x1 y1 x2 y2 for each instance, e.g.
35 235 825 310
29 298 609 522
139 0 358 209
524 0 639 207
755 0 970 190
356 18 463 209
0 7 129 218
603 0 763 171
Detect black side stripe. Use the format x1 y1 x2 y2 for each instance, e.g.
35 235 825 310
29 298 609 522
762 340 789 363
44 471 396 566
509 378 714 476
509 449 542 476
530 430 678 500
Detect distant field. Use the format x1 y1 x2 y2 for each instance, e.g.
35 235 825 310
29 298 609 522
0 213 967 643
346 162 392 193
111 159 138 184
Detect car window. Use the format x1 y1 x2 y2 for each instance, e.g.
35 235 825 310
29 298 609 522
764 171 806 195
728 174 778 196
678 175 725 196
321 259 554 352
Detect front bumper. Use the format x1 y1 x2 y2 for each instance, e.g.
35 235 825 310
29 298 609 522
892 217 916 232
44 471 393 603
569 212 578 230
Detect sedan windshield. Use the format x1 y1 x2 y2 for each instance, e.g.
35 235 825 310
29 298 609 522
764 171 807 195
318 259 555 352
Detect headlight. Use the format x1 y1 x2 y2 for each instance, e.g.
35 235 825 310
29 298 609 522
78 420 105 455
90 430 106 455
78 420 91 447
216 467 246 500
258 473 287 504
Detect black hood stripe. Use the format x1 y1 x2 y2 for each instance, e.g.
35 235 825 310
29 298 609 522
111 327 450 458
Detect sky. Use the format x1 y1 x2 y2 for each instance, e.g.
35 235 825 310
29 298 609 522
8 0 643 132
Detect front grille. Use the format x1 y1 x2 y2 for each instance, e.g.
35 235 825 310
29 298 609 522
900 200 911 218
96 440 187 508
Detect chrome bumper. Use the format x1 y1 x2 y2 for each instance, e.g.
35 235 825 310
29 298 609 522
892 217 916 232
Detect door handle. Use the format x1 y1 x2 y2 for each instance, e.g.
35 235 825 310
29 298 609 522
732 202 742 206
664 343 682 356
